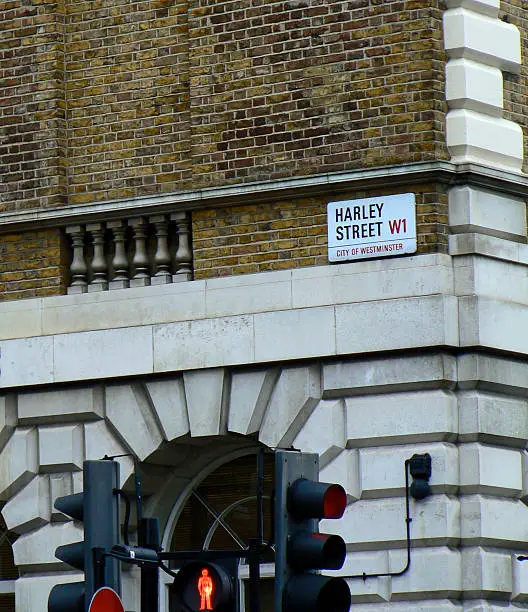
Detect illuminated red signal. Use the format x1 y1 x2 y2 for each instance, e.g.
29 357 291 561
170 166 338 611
172 560 237 612
198 568 214 611
287 478 347 520
323 484 346 519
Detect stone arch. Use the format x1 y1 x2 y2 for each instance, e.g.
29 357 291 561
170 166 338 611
0 361 353 611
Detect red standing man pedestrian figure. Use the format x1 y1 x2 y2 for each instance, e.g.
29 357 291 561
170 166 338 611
198 568 214 610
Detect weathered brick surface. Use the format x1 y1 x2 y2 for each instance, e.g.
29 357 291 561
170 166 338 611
0 1 462 301
188 0 448 188
503 0 528 173
0 229 67 301
192 184 449 279
0 0 67 211
65 0 191 204
1 0 448 209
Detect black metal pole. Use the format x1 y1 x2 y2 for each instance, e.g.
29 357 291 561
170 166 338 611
139 518 160 612
249 449 265 612
248 538 261 612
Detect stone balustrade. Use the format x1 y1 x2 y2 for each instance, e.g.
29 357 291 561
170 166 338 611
65 212 192 294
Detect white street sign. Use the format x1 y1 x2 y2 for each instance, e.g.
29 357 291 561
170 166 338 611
327 193 417 262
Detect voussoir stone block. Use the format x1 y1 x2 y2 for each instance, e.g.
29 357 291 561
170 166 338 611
84 421 134 486
320 449 360 503
346 390 458 447
105 383 163 461
0 394 17 452
2 475 50 534
13 521 82 570
183 368 227 437
293 399 346 466
0 427 38 501
259 365 321 448
18 386 104 425
84 421 134 493
38 424 83 472
228 367 279 435
145 377 189 441
49 473 74 522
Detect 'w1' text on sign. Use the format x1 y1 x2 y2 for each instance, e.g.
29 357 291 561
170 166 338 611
327 193 417 262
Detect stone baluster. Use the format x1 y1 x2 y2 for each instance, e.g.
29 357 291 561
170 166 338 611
107 220 130 290
150 214 172 285
171 212 193 282
66 225 88 294
86 223 108 291
130 217 151 287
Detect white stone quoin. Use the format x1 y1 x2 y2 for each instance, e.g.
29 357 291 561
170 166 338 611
443 1 524 171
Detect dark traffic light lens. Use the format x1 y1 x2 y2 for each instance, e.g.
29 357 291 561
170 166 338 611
318 577 351 612
323 484 347 519
288 532 346 570
286 575 351 612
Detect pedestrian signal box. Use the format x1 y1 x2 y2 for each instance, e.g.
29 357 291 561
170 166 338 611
172 560 239 612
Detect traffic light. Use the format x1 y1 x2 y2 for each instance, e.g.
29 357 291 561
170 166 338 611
274 450 351 612
171 558 239 612
48 460 121 612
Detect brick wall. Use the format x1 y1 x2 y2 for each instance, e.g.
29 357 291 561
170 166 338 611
65 0 191 204
0 229 66 301
192 184 449 279
503 0 528 174
1 0 448 211
189 0 448 188
0 0 67 211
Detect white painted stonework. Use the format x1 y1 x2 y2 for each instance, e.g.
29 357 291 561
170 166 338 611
443 1 524 171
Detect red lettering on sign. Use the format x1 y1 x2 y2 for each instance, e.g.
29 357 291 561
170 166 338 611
388 219 407 234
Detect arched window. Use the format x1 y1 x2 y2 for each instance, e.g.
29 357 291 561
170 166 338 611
167 452 275 612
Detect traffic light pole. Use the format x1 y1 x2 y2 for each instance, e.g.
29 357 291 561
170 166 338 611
139 517 160 612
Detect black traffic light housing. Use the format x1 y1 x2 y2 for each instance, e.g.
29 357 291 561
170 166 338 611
171 558 239 612
274 450 351 612
409 453 432 500
48 460 121 612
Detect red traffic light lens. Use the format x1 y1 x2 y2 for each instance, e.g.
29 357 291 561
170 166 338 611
288 479 347 520
323 484 346 519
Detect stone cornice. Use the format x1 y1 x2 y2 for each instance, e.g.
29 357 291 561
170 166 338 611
0 161 527 234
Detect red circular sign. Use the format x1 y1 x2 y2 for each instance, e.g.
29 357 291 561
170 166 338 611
88 587 124 612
